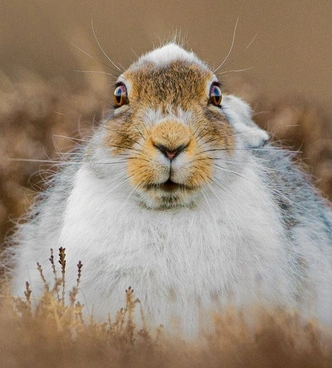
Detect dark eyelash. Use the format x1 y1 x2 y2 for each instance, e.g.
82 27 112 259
210 81 223 88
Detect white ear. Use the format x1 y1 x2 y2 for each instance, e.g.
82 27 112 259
222 95 269 148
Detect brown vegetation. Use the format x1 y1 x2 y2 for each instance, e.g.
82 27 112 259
1 248 331 368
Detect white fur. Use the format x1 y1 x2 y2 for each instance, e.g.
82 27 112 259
135 43 208 69
12 161 296 336
222 95 270 147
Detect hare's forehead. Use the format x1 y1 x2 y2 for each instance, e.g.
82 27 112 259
119 44 215 105
122 61 213 105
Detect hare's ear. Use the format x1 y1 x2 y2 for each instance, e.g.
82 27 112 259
222 95 269 148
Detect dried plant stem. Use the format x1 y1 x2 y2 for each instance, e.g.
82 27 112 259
58 247 66 305
24 281 32 307
37 262 49 292
69 261 83 306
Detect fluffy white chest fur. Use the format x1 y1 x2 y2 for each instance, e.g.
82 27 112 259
12 162 300 335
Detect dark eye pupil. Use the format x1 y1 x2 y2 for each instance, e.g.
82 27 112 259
210 84 222 106
115 89 122 103
213 87 220 96
113 84 128 107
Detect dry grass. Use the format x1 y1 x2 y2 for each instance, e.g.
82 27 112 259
0 248 331 368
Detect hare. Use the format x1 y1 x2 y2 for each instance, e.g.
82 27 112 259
5 43 332 337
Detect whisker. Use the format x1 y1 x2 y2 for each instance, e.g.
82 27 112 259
210 176 246 216
6 158 131 166
69 42 119 73
190 153 242 166
206 182 226 210
183 157 212 165
52 135 87 144
218 66 254 76
214 17 239 74
192 125 217 143
199 147 291 153
92 161 129 165
106 128 145 148
134 125 147 142
53 110 75 117
104 175 133 196
214 163 250 181
127 156 151 163
218 32 258 74
115 182 141 217
107 144 142 154
209 177 227 194
74 70 117 79
7 158 75 165
129 46 139 59
200 187 224 228
90 19 123 72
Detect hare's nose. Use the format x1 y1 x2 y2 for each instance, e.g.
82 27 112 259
154 143 188 161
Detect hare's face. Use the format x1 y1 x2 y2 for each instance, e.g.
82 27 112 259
104 44 236 209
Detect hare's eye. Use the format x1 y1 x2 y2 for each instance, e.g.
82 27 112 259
209 83 222 107
113 84 128 108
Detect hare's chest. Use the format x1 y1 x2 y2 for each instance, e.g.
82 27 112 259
59 167 292 326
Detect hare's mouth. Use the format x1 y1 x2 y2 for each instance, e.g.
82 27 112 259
145 179 193 193
140 179 200 209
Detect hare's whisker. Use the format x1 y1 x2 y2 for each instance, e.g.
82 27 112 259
218 66 255 76
106 129 144 148
107 144 141 153
7 158 77 165
217 32 258 75
206 182 226 211
214 17 239 74
6 158 131 167
115 182 141 218
101 175 133 196
69 41 120 74
52 135 87 143
91 19 123 73
134 125 147 142
126 156 151 164
214 164 250 181
74 70 117 79
200 147 276 153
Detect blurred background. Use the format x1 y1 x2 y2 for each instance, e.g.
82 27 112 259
0 0 331 245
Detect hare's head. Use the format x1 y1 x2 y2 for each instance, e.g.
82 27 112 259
99 44 268 209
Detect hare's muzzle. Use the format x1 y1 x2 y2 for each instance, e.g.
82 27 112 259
124 118 213 209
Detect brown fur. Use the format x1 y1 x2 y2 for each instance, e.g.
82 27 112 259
124 61 212 110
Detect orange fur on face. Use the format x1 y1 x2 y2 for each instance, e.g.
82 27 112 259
104 59 235 208
150 120 191 151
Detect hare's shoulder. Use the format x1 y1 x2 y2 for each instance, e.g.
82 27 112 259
254 145 332 236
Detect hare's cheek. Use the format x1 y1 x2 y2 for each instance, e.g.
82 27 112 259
104 115 142 156
171 152 213 188
186 161 213 188
170 141 213 187
127 159 168 187
126 144 169 188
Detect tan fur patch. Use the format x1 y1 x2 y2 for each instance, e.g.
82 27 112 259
104 109 141 155
150 120 191 150
124 60 212 111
